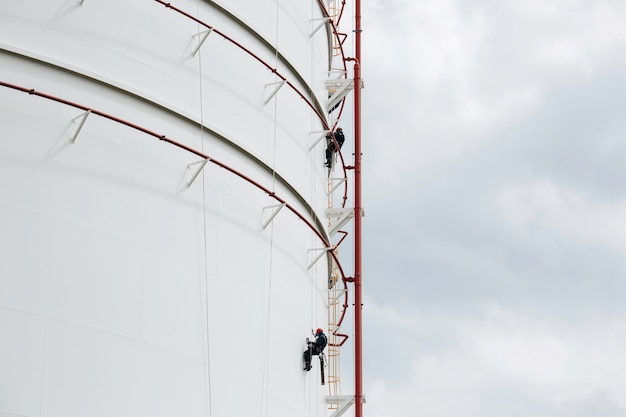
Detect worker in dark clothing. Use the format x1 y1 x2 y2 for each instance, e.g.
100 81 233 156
303 328 328 371
324 127 345 167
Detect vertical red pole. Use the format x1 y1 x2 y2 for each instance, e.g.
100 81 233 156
353 0 363 416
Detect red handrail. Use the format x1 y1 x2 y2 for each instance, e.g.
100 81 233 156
0 79 349 297
155 0 351 208
152 0 354 340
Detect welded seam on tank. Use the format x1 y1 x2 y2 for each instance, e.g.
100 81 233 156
0 46 330 241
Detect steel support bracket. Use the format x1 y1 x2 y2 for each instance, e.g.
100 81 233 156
192 28 213 57
261 202 286 230
325 78 354 114
326 395 366 417
187 158 209 187
307 246 335 270
263 80 286 105
329 287 348 304
327 177 347 195
310 17 331 38
70 109 91 143
309 130 331 151
325 207 357 237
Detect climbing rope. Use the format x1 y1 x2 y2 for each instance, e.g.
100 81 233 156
259 3 282 417
195 5 213 415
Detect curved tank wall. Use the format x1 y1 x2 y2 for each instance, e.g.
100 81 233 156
0 1 336 416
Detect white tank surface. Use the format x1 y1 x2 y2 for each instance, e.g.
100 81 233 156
0 1 341 416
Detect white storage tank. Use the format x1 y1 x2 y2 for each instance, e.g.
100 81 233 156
0 1 341 416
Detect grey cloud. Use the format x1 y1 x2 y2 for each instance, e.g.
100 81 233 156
562 389 626 417
359 0 626 415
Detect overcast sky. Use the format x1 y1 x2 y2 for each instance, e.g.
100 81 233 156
356 1 626 416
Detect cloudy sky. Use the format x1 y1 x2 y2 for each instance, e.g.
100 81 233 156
355 1 626 416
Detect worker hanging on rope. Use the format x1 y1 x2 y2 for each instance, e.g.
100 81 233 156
324 127 345 168
303 328 328 371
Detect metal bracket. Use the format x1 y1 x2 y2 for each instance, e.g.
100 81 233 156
192 28 213 57
263 80 286 105
187 158 209 187
325 207 358 237
261 203 286 230
309 130 331 151
326 395 366 417
310 17 331 37
329 287 348 304
307 246 335 270
327 177 347 195
325 78 354 113
70 109 91 143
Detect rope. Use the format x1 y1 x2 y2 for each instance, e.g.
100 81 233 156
195 6 213 415
260 227 274 417
259 4 282 417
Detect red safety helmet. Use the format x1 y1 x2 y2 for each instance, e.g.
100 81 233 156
316 328 324 334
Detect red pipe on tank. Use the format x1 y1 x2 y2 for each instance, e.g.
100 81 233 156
0 80 351 296
155 0 351 208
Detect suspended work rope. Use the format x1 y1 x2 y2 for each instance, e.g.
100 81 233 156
193 3 213 415
259 3 282 417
